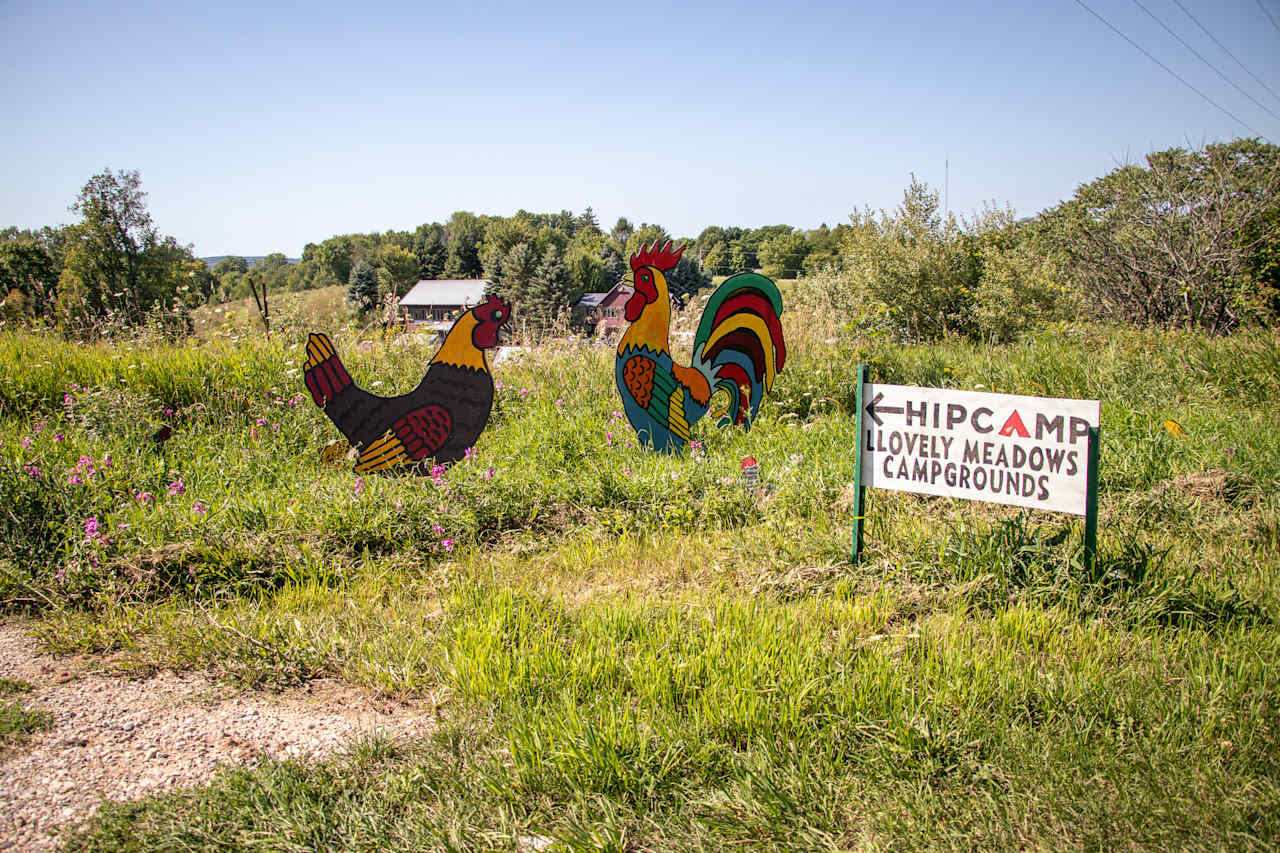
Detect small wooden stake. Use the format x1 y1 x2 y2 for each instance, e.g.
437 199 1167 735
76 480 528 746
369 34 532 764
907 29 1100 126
852 364 868 564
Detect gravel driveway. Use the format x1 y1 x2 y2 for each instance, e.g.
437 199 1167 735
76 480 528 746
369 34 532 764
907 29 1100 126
0 621 431 851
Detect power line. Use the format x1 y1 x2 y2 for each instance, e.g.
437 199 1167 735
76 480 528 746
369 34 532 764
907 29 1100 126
1073 0 1261 135
1257 0 1280 38
1172 0 1280 109
1133 0 1280 122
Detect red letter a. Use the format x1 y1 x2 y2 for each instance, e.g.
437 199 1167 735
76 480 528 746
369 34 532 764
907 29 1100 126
999 410 1030 438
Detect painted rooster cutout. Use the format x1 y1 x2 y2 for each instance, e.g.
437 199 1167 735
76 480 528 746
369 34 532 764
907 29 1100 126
304 295 511 473
616 241 785 453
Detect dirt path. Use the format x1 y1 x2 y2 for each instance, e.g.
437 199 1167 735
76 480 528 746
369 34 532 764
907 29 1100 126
0 621 432 851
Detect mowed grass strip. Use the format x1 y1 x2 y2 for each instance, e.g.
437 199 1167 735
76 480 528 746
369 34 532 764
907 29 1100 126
61 587 1280 850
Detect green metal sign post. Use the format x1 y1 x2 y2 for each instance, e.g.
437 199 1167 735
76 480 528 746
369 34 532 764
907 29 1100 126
851 364 869 564
1083 424 1100 575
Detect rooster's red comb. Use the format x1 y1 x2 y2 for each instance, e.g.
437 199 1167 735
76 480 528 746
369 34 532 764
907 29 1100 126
629 240 685 272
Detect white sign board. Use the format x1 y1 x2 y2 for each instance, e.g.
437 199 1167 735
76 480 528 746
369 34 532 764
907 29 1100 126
860 383 1100 515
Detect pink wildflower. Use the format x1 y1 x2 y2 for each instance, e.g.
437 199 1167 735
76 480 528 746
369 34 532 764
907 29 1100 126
622 468 632 476
611 411 624 421
605 432 613 444
482 467 495 480
431 464 446 483
441 538 455 553
255 417 267 426
168 478 186 496
136 491 154 503
432 524 445 535
463 447 476 462
192 501 208 515
21 436 32 450
101 454 113 468
519 388 529 398
83 517 100 540
63 393 76 406
53 432 65 443
67 472 83 485
353 477 365 496
23 464 41 479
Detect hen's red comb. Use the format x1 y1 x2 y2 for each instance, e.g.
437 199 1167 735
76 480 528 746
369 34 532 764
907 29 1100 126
629 240 685 272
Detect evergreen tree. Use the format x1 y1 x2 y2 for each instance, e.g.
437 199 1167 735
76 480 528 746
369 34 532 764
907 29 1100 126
412 223 447 279
347 259 380 314
600 246 626 288
666 255 712 304
525 245 578 329
577 206 601 235
489 241 537 307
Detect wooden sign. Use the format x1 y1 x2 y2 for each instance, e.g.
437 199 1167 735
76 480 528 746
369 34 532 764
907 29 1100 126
850 367 1101 567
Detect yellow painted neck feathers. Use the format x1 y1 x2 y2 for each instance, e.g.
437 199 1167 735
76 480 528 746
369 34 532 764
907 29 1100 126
432 311 488 372
618 269 672 356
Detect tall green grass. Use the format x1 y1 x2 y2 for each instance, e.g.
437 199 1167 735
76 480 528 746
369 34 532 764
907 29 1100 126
2 320 1278 850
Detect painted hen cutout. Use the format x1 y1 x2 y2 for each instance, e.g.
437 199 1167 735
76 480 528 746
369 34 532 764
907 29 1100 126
304 295 511 472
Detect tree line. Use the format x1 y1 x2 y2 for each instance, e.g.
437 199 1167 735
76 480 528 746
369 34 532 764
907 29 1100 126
795 138 1279 340
3 138 1277 339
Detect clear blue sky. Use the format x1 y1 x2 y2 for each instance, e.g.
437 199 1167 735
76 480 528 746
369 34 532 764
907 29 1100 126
3 0 1278 257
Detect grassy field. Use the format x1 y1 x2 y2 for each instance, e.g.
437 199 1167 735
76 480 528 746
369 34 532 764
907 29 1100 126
1 307 1278 850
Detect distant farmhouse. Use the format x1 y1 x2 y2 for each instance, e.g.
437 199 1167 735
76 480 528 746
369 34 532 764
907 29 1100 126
575 281 634 336
399 279 489 331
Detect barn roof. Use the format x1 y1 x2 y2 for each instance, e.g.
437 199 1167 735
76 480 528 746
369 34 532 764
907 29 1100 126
399 279 489 307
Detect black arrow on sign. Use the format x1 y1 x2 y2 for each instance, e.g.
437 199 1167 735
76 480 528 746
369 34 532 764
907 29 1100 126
865 392 904 426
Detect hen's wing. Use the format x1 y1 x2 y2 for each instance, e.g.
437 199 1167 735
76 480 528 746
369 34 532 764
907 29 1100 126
354 405 452 473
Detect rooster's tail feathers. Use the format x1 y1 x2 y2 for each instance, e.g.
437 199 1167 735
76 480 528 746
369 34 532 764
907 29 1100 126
694 273 786 428
303 332 353 407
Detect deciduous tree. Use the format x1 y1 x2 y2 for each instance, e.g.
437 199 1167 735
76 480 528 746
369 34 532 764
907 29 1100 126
70 169 156 324
1040 138 1280 333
